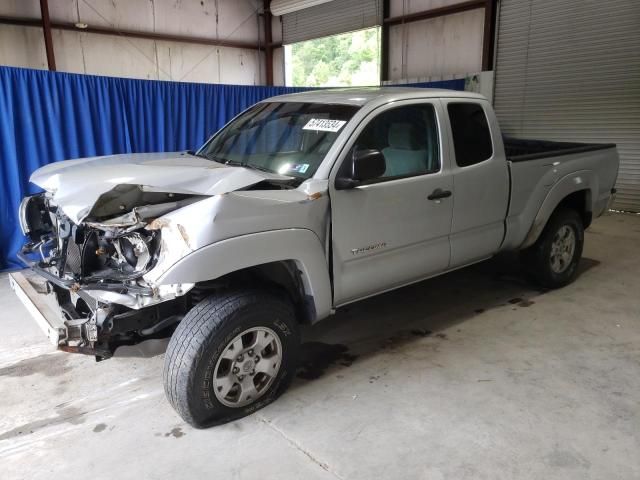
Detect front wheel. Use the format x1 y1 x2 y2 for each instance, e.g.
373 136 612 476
522 208 584 289
163 290 300 427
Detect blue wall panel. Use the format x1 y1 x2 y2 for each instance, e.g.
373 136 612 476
0 66 464 270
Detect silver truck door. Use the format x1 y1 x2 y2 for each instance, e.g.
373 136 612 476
442 100 510 267
329 101 452 306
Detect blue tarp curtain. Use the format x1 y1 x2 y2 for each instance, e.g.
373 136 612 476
0 65 464 270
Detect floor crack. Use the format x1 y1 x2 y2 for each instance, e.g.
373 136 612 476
257 415 345 480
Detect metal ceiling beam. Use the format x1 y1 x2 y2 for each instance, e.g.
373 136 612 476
0 16 261 51
383 0 486 27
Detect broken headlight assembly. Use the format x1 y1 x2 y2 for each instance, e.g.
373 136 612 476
114 232 153 273
19 194 53 240
83 228 160 282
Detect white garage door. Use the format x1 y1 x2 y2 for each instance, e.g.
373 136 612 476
281 0 382 45
493 0 640 211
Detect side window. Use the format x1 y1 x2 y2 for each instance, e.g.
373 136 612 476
447 102 493 167
344 104 440 181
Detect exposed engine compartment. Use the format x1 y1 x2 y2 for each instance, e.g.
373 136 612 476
19 192 162 292
17 191 201 359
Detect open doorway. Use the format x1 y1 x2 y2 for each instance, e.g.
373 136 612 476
284 27 381 87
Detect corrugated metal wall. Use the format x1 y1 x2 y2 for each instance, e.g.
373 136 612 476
282 0 382 45
493 0 640 211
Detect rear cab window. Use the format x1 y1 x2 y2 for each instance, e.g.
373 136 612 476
447 102 493 167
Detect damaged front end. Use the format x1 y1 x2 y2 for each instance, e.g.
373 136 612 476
17 187 201 360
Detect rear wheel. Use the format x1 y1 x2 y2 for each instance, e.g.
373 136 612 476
522 208 584 289
163 290 299 427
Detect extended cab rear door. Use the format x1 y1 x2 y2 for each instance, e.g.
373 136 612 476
440 99 510 267
329 99 453 306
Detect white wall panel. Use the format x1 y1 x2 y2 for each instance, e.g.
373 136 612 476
0 24 47 69
219 1 261 43
155 41 262 85
217 47 263 85
0 0 45 18
156 40 220 83
50 29 87 75
0 0 263 85
20 0 261 44
56 30 161 80
73 0 155 34
272 47 285 86
388 8 484 79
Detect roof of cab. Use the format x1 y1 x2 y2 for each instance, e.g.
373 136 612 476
262 87 486 106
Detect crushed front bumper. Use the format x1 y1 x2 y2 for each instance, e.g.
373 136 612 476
9 270 67 345
9 269 186 360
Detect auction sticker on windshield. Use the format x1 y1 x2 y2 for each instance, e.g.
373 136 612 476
290 164 309 173
303 118 347 132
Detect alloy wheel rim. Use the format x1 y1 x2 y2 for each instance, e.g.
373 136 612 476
213 326 282 408
550 225 576 274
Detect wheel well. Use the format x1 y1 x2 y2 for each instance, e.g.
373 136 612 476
556 190 592 228
192 261 315 324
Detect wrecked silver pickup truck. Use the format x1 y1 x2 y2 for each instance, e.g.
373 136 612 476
11 88 619 427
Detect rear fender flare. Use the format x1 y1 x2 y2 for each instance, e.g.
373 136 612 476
521 170 596 249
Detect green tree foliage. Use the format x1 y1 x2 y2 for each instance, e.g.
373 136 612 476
291 27 380 87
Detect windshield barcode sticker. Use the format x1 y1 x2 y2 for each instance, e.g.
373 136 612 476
302 118 347 132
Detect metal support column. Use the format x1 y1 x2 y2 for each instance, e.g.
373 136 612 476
380 0 390 83
263 0 274 85
39 0 56 71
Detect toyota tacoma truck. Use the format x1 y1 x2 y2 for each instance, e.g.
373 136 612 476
10 88 619 427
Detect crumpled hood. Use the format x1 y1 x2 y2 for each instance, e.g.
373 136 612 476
30 152 290 224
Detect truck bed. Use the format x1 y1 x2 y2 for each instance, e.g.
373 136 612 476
504 137 616 162
502 136 619 252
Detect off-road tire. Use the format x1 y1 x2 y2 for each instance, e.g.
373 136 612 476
163 290 299 428
522 208 584 289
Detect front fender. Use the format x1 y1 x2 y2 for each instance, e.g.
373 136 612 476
155 229 333 321
521 170 596 249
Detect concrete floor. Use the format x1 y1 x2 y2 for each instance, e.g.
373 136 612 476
1 212 639 480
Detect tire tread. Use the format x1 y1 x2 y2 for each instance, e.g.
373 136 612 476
163 289 295 426
522 207 584 289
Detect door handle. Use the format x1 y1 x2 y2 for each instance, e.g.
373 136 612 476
428 188 452 201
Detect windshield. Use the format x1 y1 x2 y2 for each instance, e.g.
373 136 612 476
197 102 359 181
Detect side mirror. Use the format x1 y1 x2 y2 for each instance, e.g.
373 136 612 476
335 149 386 190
